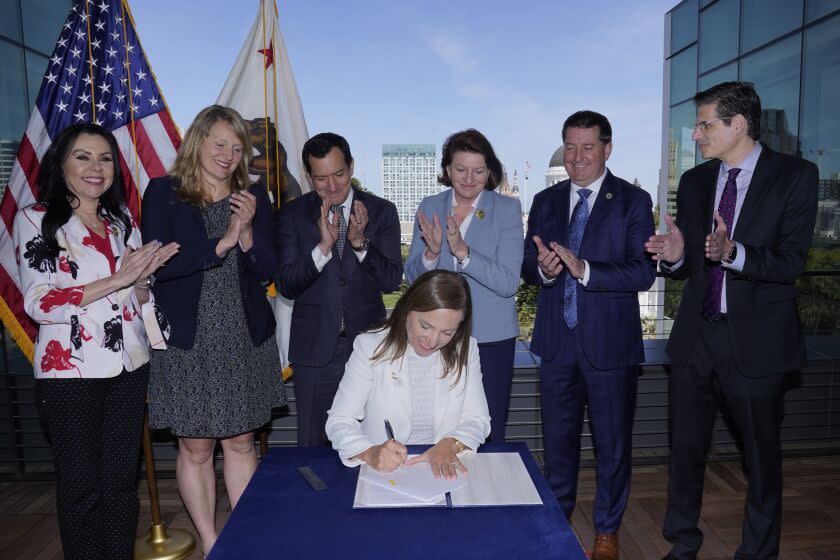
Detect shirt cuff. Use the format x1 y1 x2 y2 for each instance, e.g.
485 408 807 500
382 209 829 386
422 253 439 270
578 260 590 286
456 255 470 270
538 267 558 285
311 245 332 272
354 249 368 262
662 256 684 272
721 241 745 272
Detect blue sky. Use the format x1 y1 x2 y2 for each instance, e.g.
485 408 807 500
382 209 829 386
130 0 678 208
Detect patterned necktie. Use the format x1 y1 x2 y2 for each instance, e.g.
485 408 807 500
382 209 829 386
702 167 741 320
330 204 347 259
564 188 592 329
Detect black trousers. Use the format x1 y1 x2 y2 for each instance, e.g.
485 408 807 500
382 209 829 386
664 319 785 560
38 365 150 560
293 336 351 447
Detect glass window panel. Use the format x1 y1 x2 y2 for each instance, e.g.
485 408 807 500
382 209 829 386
740 34 801 155
25 52 47 110
0 41 29 140
742 0 804 53
670 0 699 54
800 13 840 250
806 0 840 21
699 0 739 72
21 0 70 54
0 0 22 42
698 62 738 91
670 46 698 105
667 101 697 217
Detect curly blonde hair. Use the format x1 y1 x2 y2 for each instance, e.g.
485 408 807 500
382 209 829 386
169 105 252 206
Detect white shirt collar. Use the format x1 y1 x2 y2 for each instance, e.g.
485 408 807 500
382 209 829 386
451 188 484 210
571 168 608 197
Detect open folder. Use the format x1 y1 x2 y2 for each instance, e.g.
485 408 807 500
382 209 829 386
353 452 543 508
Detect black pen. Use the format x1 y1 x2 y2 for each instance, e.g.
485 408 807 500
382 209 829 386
384 419 395 440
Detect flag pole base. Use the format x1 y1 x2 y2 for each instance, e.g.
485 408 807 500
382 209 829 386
134 523 195 560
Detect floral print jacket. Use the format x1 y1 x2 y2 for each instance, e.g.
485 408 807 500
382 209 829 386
14 203 164 379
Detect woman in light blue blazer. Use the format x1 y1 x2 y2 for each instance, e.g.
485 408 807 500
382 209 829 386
405 129 523 441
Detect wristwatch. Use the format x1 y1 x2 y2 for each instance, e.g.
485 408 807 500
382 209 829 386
351 237 370 252
722 242 737 264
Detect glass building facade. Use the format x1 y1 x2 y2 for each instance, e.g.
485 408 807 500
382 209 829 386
662 0 840 251
381 144 440 224
0 0 71 197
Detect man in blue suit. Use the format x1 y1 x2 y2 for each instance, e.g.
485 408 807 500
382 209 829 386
275 133 402 447
522 111 656 560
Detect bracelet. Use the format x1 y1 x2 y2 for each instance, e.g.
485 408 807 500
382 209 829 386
456 246 470 266
134 278 151 291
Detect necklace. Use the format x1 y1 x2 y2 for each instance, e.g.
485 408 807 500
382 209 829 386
76 211 105 233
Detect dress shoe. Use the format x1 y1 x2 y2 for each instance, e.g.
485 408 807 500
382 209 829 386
591 533 619 560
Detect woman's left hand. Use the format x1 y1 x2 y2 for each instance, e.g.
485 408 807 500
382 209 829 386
404 437 467 480
446 214 468 261
230 191 257 248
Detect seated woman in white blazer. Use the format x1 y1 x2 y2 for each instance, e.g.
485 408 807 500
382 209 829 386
326 270 490 479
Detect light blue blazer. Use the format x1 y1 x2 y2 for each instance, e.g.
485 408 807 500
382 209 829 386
405 188 523 343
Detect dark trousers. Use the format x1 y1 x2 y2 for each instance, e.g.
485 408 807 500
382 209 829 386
293 336 351 447
37 365 150 560
664 319 785 560
478 337 516 442
539 329 638 534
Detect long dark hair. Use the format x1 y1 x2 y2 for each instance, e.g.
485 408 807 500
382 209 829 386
371 270 473 386
38 123 132 258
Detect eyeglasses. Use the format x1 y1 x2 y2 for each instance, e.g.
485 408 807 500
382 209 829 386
693 118 724 132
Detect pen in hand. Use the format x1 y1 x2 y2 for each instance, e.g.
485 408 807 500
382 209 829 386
384 419 404 467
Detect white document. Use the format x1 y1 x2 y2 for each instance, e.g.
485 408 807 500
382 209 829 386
449 452 543 507
352 479 447 508
357 456 467 502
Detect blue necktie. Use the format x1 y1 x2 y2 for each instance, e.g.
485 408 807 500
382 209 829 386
564 188 592 329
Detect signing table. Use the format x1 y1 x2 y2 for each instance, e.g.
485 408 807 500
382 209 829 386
208 441 586 559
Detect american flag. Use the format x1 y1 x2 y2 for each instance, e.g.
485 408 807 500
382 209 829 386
0 0 180 361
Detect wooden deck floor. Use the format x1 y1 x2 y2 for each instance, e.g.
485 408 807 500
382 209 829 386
1 456 839 559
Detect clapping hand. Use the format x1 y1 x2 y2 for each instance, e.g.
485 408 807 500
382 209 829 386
645 214 685 263
417 211 443 260
317 198 340 256
533 235 563 279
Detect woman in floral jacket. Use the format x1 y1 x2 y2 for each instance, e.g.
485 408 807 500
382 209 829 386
13 123 178 560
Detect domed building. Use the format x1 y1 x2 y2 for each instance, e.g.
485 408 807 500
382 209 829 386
544 145 570 189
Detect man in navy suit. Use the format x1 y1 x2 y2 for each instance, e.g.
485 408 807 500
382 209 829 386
523 111 656 560
647 82 818 560
275 133 402 447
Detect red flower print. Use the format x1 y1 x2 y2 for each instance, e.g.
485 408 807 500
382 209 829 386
39 287 85 313
122 305 135 322
58 256 79 279
40 340 74 372
82 235 97 249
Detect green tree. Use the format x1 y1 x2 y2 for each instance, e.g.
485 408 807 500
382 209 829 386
351 177 369 193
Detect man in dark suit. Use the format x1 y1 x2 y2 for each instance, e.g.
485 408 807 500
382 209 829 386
523 111 656 560
275 132 402 447
646 82 818 560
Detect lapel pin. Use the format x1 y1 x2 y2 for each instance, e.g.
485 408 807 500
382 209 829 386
476 209 486 220
110 225 120 236
605 192 614 200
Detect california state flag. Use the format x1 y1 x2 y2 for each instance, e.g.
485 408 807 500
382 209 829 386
217 0 310 377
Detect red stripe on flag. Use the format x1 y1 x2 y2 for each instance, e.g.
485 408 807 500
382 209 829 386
128 120 166 179
17 135 42 201
0 263 38 343
0 190 20 243
157 110 181 151
118 151 141 222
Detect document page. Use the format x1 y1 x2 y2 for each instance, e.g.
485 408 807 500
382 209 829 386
450 452 543 507
357 456 467 502
352 479 447 508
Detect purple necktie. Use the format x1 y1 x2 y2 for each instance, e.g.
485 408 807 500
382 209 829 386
702 167 740 320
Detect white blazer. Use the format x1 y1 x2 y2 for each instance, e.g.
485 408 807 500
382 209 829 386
326 329 491 467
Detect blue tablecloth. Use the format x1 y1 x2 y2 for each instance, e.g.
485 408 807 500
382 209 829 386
208 441 586 559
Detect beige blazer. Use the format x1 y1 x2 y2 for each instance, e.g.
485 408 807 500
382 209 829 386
326 329 491 467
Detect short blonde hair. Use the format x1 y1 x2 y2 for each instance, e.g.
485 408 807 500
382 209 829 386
169 105 252 206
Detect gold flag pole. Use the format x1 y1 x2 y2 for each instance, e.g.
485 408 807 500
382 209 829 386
135 408 195 560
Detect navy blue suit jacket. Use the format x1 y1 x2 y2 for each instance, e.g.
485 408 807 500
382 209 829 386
274 188 402 368
522 171 656 369
141 176 277 350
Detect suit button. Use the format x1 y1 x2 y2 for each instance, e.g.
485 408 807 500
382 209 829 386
340 280 346 287
338 304 343 311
